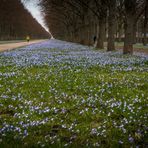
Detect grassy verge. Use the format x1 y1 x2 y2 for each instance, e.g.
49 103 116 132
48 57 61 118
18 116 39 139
0 40 26 44
115 42 148 49
104 42 148 50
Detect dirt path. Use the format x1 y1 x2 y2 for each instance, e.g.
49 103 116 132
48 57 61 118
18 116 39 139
0 40 47 52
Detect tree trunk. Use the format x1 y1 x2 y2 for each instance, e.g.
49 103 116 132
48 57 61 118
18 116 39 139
97 18 106 49
84 25 88 45
133 24 137 44
107 0 116 51
123 15 134 54
143 26 147 46
143 1 148 46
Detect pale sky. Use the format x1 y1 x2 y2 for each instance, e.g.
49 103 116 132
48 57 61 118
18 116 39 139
22 1 49 32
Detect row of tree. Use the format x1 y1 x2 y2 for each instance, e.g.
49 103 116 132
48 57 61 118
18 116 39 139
0 0 49 40
40 0 148 54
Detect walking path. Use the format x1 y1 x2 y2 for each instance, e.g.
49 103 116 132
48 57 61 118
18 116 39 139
0 40 47 52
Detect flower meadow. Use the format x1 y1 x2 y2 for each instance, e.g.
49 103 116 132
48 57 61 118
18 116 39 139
0 39 148 147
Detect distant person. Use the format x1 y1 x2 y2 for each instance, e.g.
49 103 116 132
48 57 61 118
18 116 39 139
93 35 97 47
26 35 30 43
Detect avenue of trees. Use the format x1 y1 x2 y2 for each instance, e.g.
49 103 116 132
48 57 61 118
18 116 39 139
40 0 148 54
0 0 49 40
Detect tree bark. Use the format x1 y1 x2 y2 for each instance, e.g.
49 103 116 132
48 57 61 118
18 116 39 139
133 24 137 44
143 0 148 46
123 15 134 54
143 25 147 46
107 0 116 51
97 18 106 49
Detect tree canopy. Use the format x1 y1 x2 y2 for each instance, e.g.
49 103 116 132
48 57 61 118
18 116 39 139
0 0 49 40
40 0 148 54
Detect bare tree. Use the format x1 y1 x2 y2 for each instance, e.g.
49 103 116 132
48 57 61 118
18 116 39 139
123 0 146 54
40 0 147 54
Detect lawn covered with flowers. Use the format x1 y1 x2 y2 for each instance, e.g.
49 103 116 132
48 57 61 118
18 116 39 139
0 40 148 147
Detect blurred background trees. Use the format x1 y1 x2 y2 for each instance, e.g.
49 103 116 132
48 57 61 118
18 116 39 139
40 0 148 54
0 0 49 40
0 0 147 54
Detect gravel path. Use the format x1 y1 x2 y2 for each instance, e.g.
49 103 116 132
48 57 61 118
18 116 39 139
0 40 47 52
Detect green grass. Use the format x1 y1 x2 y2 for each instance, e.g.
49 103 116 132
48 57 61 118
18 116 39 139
0 45 148 147
0 40 26 44
0 39 41 44
104 42 148 50
115 42 148 49
0 64 148 147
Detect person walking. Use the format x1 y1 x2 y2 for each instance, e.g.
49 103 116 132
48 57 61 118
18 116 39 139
93 35 97 47
26 35 30 43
